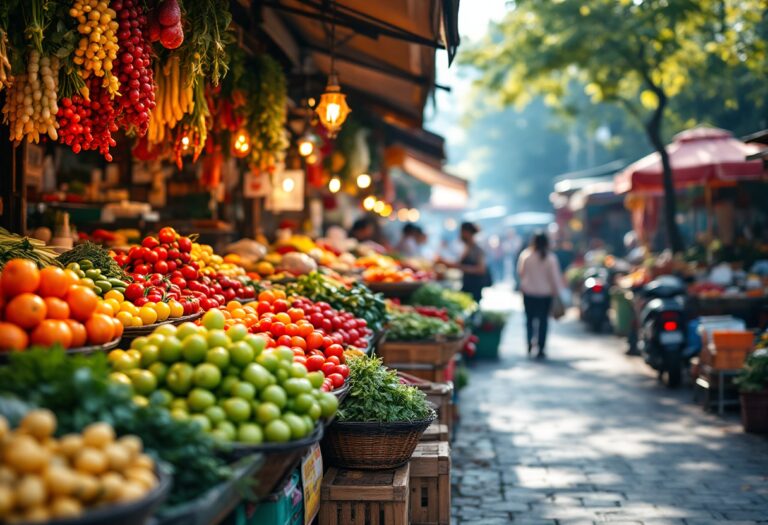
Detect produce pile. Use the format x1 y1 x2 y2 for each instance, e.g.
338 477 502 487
0 259 123 351
362 266 433 284
409 283 477 319
285 272 388 332
0 410 158 521
108 309 339 444
0 229 59 270
385 307 463 342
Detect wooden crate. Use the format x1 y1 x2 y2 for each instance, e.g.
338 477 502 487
392 357 456 384
319 464 410 525
421 423 449 442
378 338 461 367
710 331 754 369
409 441 451 525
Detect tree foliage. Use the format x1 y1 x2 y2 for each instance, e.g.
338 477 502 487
461 0 768 251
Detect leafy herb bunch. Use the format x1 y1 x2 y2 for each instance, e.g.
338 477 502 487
337 355 432 423
736 348 768 393
386 309 462 342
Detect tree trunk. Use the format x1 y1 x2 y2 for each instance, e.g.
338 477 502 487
645 89 684 253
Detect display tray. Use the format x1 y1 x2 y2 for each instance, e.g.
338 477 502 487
0 336 122 363
222 423 324 499
364 280 427 298
151 454 263 525
19 465 171 525
121 311 203 338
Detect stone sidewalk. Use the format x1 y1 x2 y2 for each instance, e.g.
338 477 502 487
452 294 768 524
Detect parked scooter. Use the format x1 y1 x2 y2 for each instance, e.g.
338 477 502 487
579 267 611 332
637 275 689 387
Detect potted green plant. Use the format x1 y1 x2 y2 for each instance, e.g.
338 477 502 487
321 355 435 470
473 310 509 360
735 348 768 433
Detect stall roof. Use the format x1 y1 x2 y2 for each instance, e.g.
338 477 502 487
261 0 459 124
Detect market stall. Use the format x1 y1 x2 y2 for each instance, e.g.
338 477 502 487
0 0 471 522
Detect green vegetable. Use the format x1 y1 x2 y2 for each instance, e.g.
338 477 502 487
0 348 229 507
285 272 389 332
409 283 477 319
338 355 432 423
0 228 61 270
736 348 768 393
57 241 128 281
386 309 462 342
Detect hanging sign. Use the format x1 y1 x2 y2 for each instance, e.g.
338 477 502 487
267 169 305 212
244 169 271 198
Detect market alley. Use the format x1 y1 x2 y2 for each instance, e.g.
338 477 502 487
452 295 768 525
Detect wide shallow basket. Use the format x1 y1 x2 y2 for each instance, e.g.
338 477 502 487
322 412 436 470
120 311 203 343
221 423 324 499
365 280 426 299
0 337 122 363
18 466 171 525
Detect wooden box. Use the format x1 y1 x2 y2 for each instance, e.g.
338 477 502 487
378 337 463 367
319 464 410 525
392 357 456 384
409 441 451 525
420 423 449 442
710 331 754 369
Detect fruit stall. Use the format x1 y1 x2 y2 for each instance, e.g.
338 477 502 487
0 0 468 522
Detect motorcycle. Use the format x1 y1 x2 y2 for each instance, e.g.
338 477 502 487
637 275 690 387
579 267 611 332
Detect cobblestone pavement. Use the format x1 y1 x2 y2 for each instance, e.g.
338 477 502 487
452 293 768 524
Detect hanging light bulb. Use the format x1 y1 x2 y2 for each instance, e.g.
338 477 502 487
282 177 295 193
363 196 376 211
306 153 318 165
373 200 385 214
230 129 251 158
381 204 393 218
316 74 351 138
328 177 341 193
397 208 409 222
408 209 421 222
356 173 371 189
298 134 314 157
180 134 191 152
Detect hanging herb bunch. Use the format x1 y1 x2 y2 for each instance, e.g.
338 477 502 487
227 47 288 171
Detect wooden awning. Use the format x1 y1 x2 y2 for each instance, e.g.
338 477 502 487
260 0 460 124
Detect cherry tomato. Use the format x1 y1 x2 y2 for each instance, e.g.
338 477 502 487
320 362 337 376
273 299 289 313
292 347 306 357
142 236 159 249
287 308 304 322
291 336 307 350
306 332 324 350
158 227 177 244
294 356 307 367
326 344 344 359
307 355 325 372
277 335 293 347
271 322 286 337
326 356 341 366
328 373 345 388
335 364 350 378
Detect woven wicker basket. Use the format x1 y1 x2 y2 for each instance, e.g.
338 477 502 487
322 412 436 470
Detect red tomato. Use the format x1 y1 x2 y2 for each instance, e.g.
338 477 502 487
294 356 307 367
257 319 272 333
277 335 293 347
320 362 337 376
287 308 305 322
306 332 324 350
158 227 177 244
306 355 325 371
270 322 286 337
335 364 350 378
292 347 306 357
326 356 341 366
297 323 314 338
328 373 345 388
272 299 289 313
257 301 272 315
285 323 299 337
291 336 307 350
325 344 344 359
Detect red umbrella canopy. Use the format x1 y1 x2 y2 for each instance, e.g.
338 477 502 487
615 126 765 194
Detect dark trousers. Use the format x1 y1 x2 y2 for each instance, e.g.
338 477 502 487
523 294 552 351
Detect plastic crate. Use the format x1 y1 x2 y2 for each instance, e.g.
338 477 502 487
237 468 303 525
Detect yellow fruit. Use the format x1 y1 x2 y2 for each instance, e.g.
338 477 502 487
103 442 130 471
104 298 121 315
131 316 143 327
20 409 56 441
82 422 115 448
153 301 170 322
44 465 79 497
104 290 124 302
58 434 84 459
15 475 46 509
73 473 100 502
120 302 138 316
131 453 154 471
4 435 48 473
116 311 133 327
49 497 82 519
168 300 184 318
117 435 142 459
99 472 123 502
124 467 156 490
116 480 146 502
74 448 108 475
138 306 157 325
0 485 15 516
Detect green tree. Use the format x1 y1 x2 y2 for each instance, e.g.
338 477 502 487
462 0 768 252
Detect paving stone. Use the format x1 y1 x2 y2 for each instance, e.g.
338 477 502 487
451 293 768 524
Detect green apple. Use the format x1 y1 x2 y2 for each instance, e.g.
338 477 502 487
166 362 194 395
216 421 237 441
237 423 264 444
202 309 226 330
222 397 251 423
307 371 324 389
188 388 217 412
231 381 256 401
242 363 271 390
283 378 313 397
193 363 222 389
261 385 287 408
255 402 281 425
264 420 291 443
230 341 255 368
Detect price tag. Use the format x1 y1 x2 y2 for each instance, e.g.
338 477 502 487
302 443 323 524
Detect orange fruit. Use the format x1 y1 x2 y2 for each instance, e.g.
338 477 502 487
0 259 40 298
0 322 29 351
95 301 114 316
30 319 73 348
258 290 275 303
38 267 73 298
111 317 124 340
273 289 286 300
44 297 70 320
85 313 116 344
66 286 99 322
5 293 47 329
64 320 87 348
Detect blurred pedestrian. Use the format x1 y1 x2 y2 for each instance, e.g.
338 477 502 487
349 217 375 242
517 231 563 358
439 222 489 302
397 223 421 257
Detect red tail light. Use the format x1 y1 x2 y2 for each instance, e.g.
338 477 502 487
663 321 679 331
592 283 604 293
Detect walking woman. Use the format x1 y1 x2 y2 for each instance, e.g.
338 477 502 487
517 232 563 358
438 222 488 303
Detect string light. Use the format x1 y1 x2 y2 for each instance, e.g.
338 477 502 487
381 204 393 217
328 177 341 193
298 134 314 157
363 196 376 210
407 209 420 222
356 173 371 189
397 208 409 222
373 200 385 214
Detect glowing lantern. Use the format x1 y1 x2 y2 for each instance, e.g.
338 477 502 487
328 177 341 193
316 74 350 139
231 129 251 158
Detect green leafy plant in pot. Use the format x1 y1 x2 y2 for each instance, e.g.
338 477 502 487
735 348 768 433
321 355 436 469
473 310 508 359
